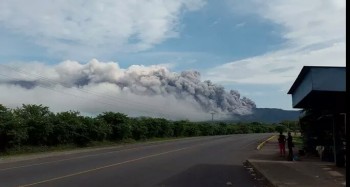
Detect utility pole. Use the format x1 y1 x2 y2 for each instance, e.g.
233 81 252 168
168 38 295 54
210 111 215 122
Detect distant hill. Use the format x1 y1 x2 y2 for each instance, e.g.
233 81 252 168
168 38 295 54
232 108 302 123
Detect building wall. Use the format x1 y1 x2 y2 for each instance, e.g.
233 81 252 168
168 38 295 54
312 68 345 92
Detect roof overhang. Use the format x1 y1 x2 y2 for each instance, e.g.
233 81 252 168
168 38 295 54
288 66 346 112
293 91 346 112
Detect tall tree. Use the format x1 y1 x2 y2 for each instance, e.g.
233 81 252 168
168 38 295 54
0 104 27 150
14 104 53 146
97 112 131 140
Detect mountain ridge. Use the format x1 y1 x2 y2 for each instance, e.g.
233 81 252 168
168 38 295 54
230 108 301 123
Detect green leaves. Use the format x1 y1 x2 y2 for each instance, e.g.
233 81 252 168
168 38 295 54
13 104 53 146
0 103 279 153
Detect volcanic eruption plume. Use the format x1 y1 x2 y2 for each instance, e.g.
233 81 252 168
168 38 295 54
0 59 255 120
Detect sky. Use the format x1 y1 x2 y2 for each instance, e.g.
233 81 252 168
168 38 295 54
0 0 346 120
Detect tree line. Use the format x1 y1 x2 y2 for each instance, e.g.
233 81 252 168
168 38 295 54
0 104 281 152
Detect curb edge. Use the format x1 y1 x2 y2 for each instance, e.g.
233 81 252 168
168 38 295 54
245 159 276 187
256 135 276 150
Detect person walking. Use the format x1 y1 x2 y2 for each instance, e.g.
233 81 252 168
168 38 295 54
278 132 286 157
287 132 294 161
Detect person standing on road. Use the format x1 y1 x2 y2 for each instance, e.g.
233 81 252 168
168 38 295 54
287 132 294 161
278 132 286 157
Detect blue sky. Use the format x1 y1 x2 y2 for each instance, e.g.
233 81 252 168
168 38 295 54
0 0 346 117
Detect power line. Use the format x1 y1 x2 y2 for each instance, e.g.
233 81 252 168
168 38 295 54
210 111 215 122
0 71 168 118
0 65 181 118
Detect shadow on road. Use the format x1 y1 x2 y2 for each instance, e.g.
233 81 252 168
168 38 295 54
158 164 262 187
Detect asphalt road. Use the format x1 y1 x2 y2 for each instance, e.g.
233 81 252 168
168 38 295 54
0 133 274 187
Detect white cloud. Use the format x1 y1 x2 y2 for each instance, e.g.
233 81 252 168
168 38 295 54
234 22 245 28
206 0 345 85
206 42 345 84
0 0 205 58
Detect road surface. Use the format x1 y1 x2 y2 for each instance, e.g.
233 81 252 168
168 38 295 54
0 133 273 187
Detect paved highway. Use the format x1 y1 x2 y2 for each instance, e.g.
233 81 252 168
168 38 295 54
0 133 273 187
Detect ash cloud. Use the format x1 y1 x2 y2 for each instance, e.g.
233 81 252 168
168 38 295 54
0 59 255 120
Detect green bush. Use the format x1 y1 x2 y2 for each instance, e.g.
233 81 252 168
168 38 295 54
0 103 280 153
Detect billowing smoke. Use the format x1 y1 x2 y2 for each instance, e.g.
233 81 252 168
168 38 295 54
0 59 255 120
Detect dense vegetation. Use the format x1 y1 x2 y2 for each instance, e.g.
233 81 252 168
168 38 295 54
0 104 294 153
